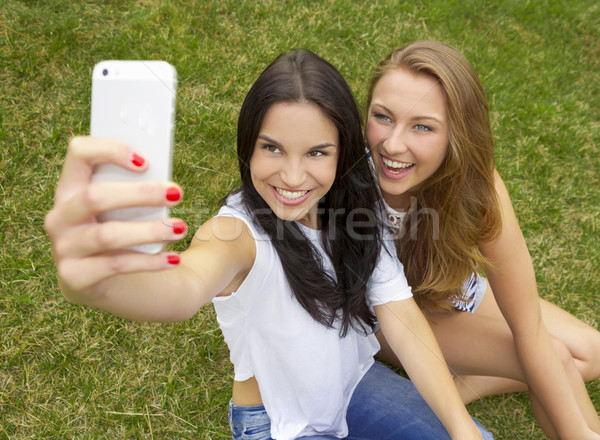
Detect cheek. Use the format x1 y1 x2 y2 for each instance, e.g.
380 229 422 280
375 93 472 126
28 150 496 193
366 121 383 148
417 139 448 169
249 154 271 182
433 143 449 169
312 158 338 187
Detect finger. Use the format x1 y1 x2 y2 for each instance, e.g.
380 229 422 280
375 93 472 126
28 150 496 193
54 218 188 258
56 136 146 203
59 180 183 226
58 251 181 293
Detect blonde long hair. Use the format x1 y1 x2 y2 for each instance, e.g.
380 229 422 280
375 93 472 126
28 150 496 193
366 40 501 312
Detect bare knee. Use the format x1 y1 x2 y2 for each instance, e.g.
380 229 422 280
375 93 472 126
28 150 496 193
551 337 581 380
574 328 600 380
540 298 600 381
554 326 600 381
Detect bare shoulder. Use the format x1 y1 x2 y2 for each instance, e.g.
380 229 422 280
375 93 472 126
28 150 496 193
480 169 527 257
189 216 256 263
192 216 255 245
493 169 511 202
491 169 520 221
177 216 257 297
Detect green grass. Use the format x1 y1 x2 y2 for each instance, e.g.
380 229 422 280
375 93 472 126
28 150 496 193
1 0 598 438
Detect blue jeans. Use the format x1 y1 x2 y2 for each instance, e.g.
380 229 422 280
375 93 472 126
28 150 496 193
228 361 494 439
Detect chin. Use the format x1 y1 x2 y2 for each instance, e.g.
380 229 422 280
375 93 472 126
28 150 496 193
380 179 406 196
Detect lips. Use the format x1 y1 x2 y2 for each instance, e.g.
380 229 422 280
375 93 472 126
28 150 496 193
380 155 414 179
271 186 313 206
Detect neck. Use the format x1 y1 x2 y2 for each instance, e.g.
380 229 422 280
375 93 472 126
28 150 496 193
298 213 321 229
382 191 411 212
296 204 322 229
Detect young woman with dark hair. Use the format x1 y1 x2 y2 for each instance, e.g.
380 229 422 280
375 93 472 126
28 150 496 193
45 49 492 439
234 49 382 336
366 40 600 440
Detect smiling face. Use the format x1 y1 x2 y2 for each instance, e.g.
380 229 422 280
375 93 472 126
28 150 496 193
249 101 339 229
366 68 449 210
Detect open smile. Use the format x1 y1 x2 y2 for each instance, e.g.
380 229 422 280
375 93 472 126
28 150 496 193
271 186 313 206
380 155 414 179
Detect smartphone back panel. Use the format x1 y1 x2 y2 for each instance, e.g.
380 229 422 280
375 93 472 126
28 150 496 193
90 60 177 253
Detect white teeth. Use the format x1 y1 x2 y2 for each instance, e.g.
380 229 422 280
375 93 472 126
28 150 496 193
382 157 413 170
275 188 309 200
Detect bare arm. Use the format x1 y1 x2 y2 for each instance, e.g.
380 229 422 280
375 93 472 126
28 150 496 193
480 170 593 438
45 136 255 322
374 299 484 440
58 216 255 322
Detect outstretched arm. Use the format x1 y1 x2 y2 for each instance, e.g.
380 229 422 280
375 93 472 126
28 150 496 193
374 299 484 440
45 136 255 322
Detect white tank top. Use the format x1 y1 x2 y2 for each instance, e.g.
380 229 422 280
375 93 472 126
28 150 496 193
212 193 412 439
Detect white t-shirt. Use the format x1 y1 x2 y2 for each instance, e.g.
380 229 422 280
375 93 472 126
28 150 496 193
212 194 412 439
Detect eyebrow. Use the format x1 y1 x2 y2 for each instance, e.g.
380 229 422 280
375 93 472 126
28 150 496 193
257 134 337 150
371 103 444 125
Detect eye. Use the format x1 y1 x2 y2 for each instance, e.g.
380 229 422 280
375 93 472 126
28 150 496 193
261 144 280 153
415 124 432 132
307 150 326 157
372 112 392 124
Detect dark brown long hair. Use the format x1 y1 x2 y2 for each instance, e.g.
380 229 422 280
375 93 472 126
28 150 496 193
235 49 381 335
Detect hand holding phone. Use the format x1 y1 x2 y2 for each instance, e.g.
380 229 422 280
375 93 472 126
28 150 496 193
90 60 177 254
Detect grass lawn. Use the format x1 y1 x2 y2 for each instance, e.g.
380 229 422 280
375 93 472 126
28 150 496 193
1 0 598 438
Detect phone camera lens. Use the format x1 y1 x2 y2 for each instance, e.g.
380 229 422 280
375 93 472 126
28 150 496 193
102 69 109 76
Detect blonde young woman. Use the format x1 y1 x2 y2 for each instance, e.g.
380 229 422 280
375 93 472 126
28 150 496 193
365 40 600 439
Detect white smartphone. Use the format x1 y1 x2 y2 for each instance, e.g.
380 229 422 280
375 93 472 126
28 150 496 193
90 60 177 254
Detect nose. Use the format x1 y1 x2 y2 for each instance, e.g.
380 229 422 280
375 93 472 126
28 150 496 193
280 158 307 188
383 123 408 154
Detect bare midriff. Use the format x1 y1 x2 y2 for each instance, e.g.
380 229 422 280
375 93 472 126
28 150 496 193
232 376 263 406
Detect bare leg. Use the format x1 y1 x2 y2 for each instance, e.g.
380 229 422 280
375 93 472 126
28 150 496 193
375 284 600 436
375 304 562 438
375 303 528 395
454 375 526 404
475 286 600 382
475 287 600 433
538 299 600 382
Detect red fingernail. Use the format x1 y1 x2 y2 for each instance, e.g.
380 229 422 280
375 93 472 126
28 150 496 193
166 187 181 202
167 254 180 265
172 221 186 235
131 153 145 167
